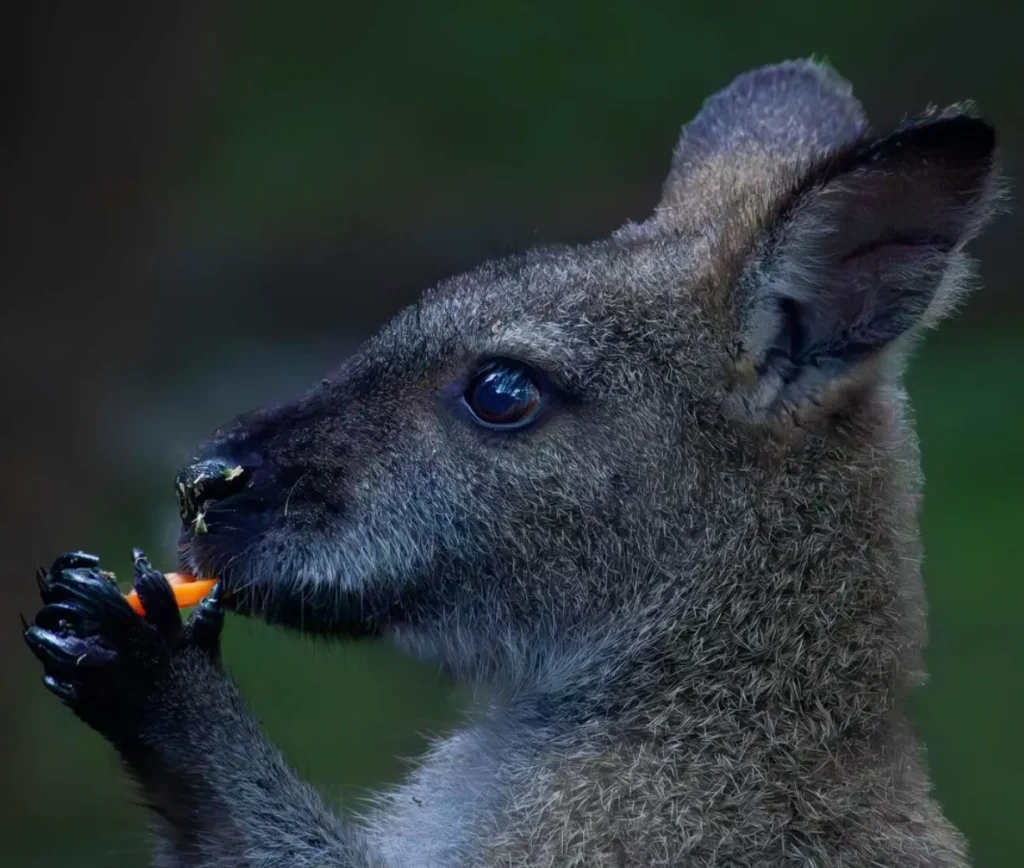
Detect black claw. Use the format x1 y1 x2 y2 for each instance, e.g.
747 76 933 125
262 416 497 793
185 583 224 657
42 675 78 702
19 612 29 632
37 570 140 642
24 625 119 676
194 593 224 625
47 568 137 627
132 552 181 637
34 602 87 634
37 553 104 603
51 551 101 574
196 596 224 623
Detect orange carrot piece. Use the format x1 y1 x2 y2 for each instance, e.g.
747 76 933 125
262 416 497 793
124 575 217 616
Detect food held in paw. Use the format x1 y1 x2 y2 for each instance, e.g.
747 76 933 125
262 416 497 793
125 573 217 616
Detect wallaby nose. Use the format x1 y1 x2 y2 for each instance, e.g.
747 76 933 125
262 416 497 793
175 457 250 529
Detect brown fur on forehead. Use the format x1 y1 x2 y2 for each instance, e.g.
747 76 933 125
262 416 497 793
387 223 802 413
415 239 716 369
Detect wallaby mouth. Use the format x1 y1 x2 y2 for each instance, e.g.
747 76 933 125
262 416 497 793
177 518 384 638
173 467 391 638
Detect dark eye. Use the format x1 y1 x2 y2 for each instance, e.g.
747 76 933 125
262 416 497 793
464 362 542 429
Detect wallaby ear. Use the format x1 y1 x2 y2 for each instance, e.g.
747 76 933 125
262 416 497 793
655 60 869 231
731 108 1003 418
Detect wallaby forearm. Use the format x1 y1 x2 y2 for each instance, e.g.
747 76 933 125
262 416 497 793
124 655 379 868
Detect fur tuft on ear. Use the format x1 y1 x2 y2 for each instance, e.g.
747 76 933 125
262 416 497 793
729 107 1006 419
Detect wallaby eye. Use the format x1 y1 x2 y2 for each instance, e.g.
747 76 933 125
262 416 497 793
464 361 542 429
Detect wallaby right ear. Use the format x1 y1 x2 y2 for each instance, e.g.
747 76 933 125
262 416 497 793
728 108 1004 419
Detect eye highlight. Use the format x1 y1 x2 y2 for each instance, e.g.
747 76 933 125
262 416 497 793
464 361 542 429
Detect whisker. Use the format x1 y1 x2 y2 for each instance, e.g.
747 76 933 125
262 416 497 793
284 472 311 518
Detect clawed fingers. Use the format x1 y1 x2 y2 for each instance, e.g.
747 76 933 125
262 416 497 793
131 549 182 639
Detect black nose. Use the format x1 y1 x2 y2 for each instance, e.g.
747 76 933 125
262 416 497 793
175 457 250 532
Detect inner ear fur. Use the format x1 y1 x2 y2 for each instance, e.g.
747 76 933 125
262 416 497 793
726 108 1003 420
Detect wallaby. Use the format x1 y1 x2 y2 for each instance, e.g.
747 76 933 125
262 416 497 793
24 59 1004 867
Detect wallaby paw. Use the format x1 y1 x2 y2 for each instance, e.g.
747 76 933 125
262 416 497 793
23 549 225 744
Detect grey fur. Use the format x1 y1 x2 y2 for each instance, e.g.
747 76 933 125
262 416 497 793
41 60 1009 866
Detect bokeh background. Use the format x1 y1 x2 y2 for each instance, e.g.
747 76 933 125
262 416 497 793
2 2 1021 865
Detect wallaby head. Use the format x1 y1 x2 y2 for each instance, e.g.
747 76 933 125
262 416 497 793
177 59 1002 721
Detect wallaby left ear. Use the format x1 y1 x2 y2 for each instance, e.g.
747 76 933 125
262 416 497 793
733 107 1005 417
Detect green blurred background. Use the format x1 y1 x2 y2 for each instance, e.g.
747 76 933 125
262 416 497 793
1 1 1021 865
